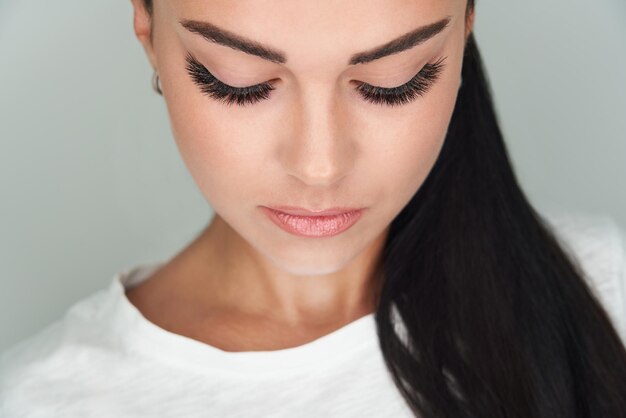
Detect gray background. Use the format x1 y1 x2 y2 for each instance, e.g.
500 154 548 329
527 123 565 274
1 0 625 352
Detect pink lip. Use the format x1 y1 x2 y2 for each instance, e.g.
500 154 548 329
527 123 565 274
261 206 365 238
267 206 363 216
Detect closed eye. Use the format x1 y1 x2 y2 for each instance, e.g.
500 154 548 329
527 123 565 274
184 51 446 108
352 56 446 107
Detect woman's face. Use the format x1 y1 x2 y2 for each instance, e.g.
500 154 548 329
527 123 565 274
136 0 472 276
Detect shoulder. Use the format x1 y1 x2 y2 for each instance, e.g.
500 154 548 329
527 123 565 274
540 209 626 342
0 287 115 413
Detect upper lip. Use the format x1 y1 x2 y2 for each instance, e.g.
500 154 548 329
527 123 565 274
265 206 363 216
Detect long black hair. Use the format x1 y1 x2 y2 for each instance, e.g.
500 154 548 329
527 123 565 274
139 1 626 416
376 2 626 417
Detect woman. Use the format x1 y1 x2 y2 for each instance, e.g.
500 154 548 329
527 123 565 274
2 0 625 416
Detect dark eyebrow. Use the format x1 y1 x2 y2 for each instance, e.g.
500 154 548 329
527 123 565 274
179 16 452 66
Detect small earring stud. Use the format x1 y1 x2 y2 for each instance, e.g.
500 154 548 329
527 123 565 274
152 69 163 95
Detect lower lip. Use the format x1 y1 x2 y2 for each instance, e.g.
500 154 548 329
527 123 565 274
261 207 364 238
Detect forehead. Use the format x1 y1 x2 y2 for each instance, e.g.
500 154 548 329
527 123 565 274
172 0 456 19
168 0 462 70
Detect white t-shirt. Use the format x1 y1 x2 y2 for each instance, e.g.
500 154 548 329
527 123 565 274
1 211 625 418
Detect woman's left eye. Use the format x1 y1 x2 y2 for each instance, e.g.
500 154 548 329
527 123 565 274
353 56 447 107
185 51 446 108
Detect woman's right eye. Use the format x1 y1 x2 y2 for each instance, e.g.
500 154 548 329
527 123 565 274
185 52 276 107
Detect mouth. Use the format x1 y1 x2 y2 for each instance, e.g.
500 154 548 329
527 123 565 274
260 206 365 238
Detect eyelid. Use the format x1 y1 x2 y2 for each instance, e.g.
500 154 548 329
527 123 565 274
190 52 440 89
187 50 443 92
217 77 272 91
184 51 268 89
355 56 447 91
355 72 417 90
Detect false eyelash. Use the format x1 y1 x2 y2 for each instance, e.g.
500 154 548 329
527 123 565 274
185 51 275 107
185 51 446 108
353 56 447 107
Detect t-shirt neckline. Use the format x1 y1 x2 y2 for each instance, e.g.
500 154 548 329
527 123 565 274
106 262 379 376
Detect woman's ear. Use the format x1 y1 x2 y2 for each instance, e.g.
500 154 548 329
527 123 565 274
465 5 475 41
130 0 158 70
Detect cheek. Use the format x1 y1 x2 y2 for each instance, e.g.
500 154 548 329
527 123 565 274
356 80 459 213
153 38 265 206
360 121 444 226
164 90 265 209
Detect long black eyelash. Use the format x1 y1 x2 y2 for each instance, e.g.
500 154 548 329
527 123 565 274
185 51 275 107
354 56 447 107
185 51 446 108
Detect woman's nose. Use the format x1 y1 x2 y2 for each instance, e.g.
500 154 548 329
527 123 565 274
278 89 356 187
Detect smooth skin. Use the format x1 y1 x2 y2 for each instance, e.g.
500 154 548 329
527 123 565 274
127 0 474 351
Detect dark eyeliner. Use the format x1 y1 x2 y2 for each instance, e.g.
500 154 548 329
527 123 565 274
353 56 447 107
184 51 275 107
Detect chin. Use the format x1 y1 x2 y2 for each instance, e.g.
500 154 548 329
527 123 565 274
258 242 360 278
